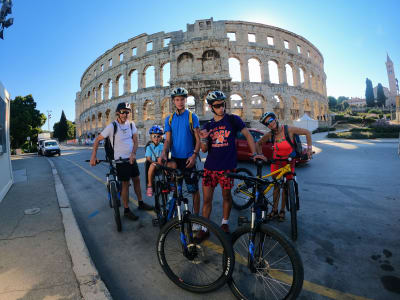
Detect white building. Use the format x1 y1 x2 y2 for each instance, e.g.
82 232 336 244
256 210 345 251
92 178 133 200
347 97 366 107
0 81 13 203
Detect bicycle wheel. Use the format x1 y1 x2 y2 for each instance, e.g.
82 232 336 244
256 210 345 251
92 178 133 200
154 181 168 229
110 181 122 232
287 180 298 241
157 215 235 293
229 224 304 300
232 168 255 210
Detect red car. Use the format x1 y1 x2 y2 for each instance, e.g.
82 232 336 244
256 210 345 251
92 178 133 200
235 128 310 165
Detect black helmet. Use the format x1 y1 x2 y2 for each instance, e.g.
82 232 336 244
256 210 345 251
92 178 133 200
260 111 276 125
116 102 131 112
206 91 226 104
171 87 188 98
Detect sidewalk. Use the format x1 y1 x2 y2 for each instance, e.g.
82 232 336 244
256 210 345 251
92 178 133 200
0 155 110 300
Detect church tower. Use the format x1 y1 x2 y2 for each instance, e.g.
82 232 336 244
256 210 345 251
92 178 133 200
386 54 397 106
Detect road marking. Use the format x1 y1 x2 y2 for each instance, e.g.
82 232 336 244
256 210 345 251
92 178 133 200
61 156 373 300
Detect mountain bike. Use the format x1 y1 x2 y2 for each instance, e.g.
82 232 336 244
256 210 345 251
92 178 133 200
226 168 304 299
154 163 235 293
232 159 300 241
87 158 129 232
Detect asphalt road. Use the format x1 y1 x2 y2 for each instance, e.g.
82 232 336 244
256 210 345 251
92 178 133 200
49 136 400 300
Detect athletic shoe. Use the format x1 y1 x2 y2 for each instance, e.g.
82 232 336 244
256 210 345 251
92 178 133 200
138 201 154 211
124 210 139 221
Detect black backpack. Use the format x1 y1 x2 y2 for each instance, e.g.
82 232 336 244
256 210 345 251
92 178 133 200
104 121 133 161
271 125 303 158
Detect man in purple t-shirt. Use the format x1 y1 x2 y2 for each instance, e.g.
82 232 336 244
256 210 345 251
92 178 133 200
197 91 262 242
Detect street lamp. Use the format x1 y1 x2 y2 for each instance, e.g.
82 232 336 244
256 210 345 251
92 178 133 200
47 110 52 132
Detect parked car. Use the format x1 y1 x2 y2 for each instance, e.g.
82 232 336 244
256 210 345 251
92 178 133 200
40 140 61 156
235 128 310 165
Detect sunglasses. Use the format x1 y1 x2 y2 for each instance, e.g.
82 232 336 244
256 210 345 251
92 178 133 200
152 135 161 138
211 103 226 109
264 118 275 126
119 111 130 115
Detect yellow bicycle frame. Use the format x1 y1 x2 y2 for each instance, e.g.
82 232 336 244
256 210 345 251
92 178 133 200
237 163 292 198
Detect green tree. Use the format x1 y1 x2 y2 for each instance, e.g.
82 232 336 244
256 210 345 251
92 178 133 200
53 111 75 141
376 83 387 107
328 96 337 109
337 96 349 104
10 95 46 149
365 78 375 107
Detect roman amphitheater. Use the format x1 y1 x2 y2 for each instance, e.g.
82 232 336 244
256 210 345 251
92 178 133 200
75 18 329 144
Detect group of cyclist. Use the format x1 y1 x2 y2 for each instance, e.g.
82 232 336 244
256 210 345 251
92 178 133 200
89 86 313 240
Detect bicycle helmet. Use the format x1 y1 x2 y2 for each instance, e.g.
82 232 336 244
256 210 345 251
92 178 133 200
206 91 227 105
116 102 131 112
260 111 277 125
149 125 164 135
170 87 188 98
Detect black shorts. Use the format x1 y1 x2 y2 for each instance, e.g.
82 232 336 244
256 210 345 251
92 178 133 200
171 157 199 193
116 161 140 181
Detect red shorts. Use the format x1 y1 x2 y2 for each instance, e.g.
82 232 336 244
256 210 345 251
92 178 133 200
202 169 235 190
271 160 295 180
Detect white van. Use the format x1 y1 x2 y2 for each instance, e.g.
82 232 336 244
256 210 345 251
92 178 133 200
40 140 61 156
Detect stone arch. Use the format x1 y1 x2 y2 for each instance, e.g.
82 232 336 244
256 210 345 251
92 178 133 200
229 57 242 82
97 112 102 128
202 50 221 73
99 83 104 101
116 74 124 96
107 79 112 99
251 94 264 120
230 93 243 117
144 65 155 88
161 97 170 120
268 60 279 84
161 62 170 87
285 63 294 86
290 96 300 120
248 57 262 82
299 66 306 88
303 99 312 117
143 99 155 120
91 114 96 131
186 95 196 113
313 101 320 119
273 95 285 120
177 52 194 76
129 69 138 93
105 109 111 125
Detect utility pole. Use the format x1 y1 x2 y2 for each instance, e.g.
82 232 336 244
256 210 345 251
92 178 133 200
47 110 52 132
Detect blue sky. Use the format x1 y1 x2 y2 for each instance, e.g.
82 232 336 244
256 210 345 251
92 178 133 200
1 0 399 130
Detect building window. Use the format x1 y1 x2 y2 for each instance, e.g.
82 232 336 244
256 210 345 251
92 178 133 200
284 40 289 49
101 64 104 72
109 58 112 67
248 33 256 43
119 53 123 62
132 47 137 56
297 45 301 53
267 36 274 46
147 42 153 51
163 38 170 47
227 32 236 41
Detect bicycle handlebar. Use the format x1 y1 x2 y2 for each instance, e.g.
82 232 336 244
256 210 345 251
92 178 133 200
154 163 204 177
85 158 130 165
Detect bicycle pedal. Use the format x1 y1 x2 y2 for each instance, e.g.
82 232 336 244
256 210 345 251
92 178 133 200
152 218 159 226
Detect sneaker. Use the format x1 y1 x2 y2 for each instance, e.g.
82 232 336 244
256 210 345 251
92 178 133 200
194 230 210 243
124 210 139 221
221 224 230 234
138 201 154 211
146 186 153 197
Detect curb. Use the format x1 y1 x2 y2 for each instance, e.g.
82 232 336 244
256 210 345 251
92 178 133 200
47 158 112 300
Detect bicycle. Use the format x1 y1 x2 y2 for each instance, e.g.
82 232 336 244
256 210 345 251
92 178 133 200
232 159 300 241
86 158 129 232
226 169 304 299
154 163 235 293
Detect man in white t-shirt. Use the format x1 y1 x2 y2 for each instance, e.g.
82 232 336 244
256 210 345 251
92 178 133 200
90 102 153 221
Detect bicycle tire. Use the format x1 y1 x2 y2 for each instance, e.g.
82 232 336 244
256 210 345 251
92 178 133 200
229 224 304 300
154 181 168 229
287 180 298 241
157 215 235 293
232 168 255 210
110 181 122 232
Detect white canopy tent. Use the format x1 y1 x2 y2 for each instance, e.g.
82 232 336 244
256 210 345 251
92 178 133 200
293 114 318 132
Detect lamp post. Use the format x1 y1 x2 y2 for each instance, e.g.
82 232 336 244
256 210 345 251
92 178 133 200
47 110 52 132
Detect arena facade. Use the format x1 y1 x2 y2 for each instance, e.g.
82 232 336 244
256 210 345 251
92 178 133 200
75 18 329 144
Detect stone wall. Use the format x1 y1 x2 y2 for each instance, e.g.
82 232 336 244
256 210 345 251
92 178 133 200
75 18 329 144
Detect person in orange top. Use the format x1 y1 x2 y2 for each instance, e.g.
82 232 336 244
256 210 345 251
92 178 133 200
256 112 313 221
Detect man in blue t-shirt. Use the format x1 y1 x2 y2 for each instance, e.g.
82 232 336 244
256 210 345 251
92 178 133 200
160 87 201 215
197 91 263 241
